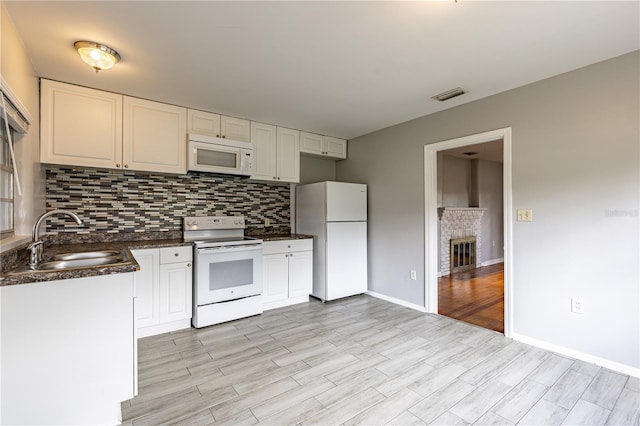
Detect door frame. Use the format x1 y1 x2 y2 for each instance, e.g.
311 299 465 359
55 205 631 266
424 127 513 337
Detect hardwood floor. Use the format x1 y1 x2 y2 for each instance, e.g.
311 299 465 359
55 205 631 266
439 263 504 333
121 295 639 425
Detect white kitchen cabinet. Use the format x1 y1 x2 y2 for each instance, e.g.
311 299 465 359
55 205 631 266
160 260 192 323
221 115 251 142
300 131 347 159
123 96 187 174
187 109 221 137
251 123 300 183
41 79 188 174
188 110 250 142
132 248 160 329
40 79 123 169
251 122 277 181
0 273 135 425
132 245 192 338
262 239 313 310
276 127 300 182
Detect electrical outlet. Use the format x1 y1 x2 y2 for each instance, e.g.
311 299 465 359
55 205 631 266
264 218 271 226
517 209 533 222
410 270 417 280
571 297 585 314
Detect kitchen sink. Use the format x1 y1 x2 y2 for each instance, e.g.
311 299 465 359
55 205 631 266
36 255 126 270
51 250 122 261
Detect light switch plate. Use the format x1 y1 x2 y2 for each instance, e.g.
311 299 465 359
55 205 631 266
517 209 533 222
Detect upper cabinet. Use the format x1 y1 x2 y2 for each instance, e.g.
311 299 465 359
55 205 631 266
221 115 251 142
187 109 251 142
276 127 300 182
41 80 123 169
187 109 221 138
41 80 346 176
41 80 187 174
123 97 187 174
300 132 347 160
251 123 299 183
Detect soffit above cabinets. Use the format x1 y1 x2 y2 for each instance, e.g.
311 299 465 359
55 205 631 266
5 1 639 140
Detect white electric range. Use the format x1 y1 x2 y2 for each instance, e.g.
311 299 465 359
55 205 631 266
183 216 263 328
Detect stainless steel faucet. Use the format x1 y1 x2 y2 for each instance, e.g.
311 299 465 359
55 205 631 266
28 209 83 268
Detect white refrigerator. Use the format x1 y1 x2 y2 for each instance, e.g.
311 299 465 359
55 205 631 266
296 181 367 302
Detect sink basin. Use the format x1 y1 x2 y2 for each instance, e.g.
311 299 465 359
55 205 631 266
51 250 122 261
37 255 126 270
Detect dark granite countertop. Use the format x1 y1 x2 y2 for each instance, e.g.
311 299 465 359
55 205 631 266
0 231 311 287
1 237 192 287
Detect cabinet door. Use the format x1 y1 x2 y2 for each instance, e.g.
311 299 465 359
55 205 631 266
40 79 122 169
131 249 160 329
159 262 192 322
276 127 300 183
251 122 277 181
220 115 251 142
123 97 187 174
187 109 221 137
300 132 324 156
262 253 289 304
324 136 347 159
288 250 313 298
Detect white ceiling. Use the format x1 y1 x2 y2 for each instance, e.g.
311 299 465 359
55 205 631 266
4 1 639 140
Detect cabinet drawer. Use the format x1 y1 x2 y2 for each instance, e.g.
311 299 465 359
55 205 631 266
160 246 193 264
263 239 312 255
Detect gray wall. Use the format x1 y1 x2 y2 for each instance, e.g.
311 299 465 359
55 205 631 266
299 156 337 184
477 159 503 262
436 156 504 271
337 51 639 370
440 155 470 207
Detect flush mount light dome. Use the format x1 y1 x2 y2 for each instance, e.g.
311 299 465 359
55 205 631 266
74 41 121 73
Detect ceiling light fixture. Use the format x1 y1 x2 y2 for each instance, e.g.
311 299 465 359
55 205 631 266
74 41 121 73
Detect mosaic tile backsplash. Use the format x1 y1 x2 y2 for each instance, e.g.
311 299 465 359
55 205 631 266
45 167 291 235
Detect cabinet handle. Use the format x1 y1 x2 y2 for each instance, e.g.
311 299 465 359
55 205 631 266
284 254 288 257
273 177 277 180
277 177 281 180
187 263 191 267
289 253 293 257
216 134 220 137
175 253 179 256
124 164 129 168
116 163 121 168
222 135 226 138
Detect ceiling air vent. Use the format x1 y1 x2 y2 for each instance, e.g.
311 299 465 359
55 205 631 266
432 87 465 102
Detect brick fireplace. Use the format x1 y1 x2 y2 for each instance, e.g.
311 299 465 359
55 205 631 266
438 207 485 276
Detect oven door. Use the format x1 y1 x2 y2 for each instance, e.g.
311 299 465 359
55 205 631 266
195 245 263 305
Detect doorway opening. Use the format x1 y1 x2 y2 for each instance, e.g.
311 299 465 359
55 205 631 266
424 128 513 337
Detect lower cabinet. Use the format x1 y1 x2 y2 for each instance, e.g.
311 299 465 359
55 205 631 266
132 245 193 338
0 273 135 425
262 239 313 310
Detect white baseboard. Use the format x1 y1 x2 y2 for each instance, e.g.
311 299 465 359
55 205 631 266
481 257 504 267
512 332 640 378
366 291 427 313
137 319 191 338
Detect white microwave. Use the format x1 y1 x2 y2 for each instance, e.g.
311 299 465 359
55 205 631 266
187 134 253 176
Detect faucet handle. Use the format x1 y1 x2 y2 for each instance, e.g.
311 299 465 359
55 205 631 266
27 240 44 268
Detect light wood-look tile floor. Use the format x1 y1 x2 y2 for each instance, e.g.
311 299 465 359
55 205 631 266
122 295 639 425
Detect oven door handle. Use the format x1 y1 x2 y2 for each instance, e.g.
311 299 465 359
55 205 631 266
196 244 263 254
